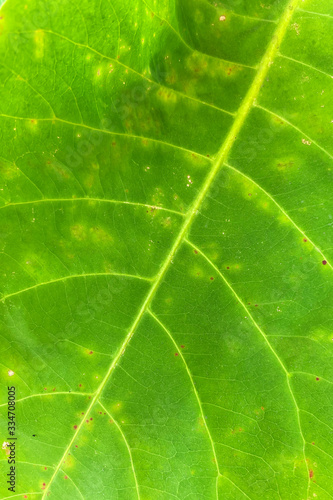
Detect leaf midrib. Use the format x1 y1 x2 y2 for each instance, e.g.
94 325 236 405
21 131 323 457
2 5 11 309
41 1 300 497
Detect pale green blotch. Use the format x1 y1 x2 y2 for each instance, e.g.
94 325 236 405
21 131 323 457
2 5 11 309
34 29 45 58
156 87 178 104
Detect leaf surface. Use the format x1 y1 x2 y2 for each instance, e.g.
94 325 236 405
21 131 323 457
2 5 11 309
0 0 332 498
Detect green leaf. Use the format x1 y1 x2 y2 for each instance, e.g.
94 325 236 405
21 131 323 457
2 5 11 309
0 0 332 498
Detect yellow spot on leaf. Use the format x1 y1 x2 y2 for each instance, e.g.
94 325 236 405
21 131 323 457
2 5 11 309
34 30 45 58
156 88 177 104
71 224 86 241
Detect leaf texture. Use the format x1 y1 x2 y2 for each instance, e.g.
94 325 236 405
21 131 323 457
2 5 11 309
0 0 332 498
